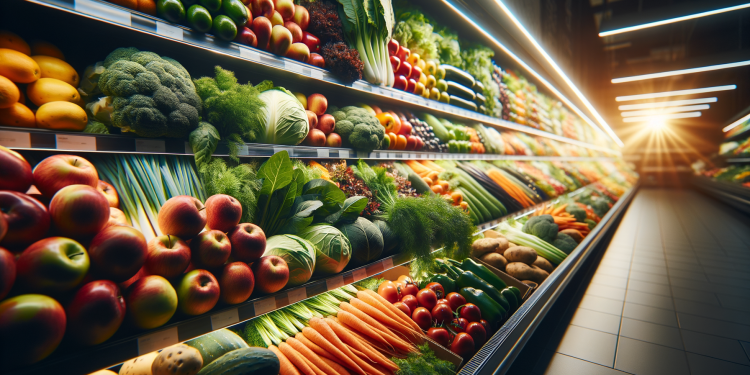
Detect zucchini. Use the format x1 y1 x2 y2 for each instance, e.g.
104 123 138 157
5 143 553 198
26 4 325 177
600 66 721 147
408 171 432 194
479 105 487 114
422 113 451 142
448 95 478 112
446 81 476 101
455 187 490 222
197 348 280 375
441 64 475 88
475 92 486 106
455 169 506 217
473 80 485 93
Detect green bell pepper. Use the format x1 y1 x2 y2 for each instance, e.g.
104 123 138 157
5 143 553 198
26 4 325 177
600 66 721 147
440 261 510 311
501 287 518 311
506 286 522 301
425 274 456 294
448 258 507 291
459 287 505 328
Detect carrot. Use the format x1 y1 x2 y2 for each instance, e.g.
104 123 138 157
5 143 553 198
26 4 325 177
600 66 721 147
302 326 365 375
337 310 393 350
355 292 416 332
279 342 318 375
450 191 463 204
287 337 343 375
371 363 395 375
308 318 387 375
338 307 416 354
301 356 327 375
322 357 352 375
332 317 406 359
426 171 440 182
551 204 567 216
269 345 302 375
350 298 418 338
362 289 423 333
295 333 340 363
325 317 399 372
420 160 444 172
404 160 430 175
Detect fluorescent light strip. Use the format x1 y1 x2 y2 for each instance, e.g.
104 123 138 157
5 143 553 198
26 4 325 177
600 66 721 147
492 0 623 147
599 3 750 37
618 97 717 110
623 112 702 123
621 104 710 117
612 60 750 83
723 112 750 132
616 85 736 102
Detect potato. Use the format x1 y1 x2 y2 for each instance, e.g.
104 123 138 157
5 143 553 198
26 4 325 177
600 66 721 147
522 280 538 288
505 262 536 280
120 352 158 375
508 242 518 248
472 238 501 257
533 257 554 273
504 246 537 265
483 229 505 239
560 229 584 243
495 237 510 253
481 252 507 271
530 265 549 283
151 344 203 375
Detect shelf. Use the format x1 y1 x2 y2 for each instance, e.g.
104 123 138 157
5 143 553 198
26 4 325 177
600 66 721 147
692 177 750 214
725 158 750 164
22 0 619 156
1 126 616 161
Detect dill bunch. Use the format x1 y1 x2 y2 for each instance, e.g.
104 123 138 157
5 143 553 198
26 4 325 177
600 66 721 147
199 157 261 223
392 343 455 375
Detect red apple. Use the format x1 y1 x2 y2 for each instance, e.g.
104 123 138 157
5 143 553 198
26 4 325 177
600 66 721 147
405 135 417 150
219 262 254 304
306 110 318 129
228 223 266 262
0 214 5 243
309 53 325 68
398 120 412 135
387 38 400 56
326 133 342 148
251 255 289 294
293 5 310 30
393 75 407 90
157 195 207 239
409 65 422 82
17 237 89 293
397 46 410 62
284 21 303 43
126 275 178 329
270 10 284 26
49 184 110 239
66 280 126 345
396 61 412 78
307 93 327 116
119 266 149 290
317 114 336 135
235 27 258 47
305 128 327 147
0 294 66 365
33 154 98 197
0 247 15 300
144 235 191 278
286 42 310 63
251 0 274 18
252 16 273 50
205 194 242 233
390 55 401 73
0 191 50 251
191 230 232 269
274 0 295 20
0 145 33 192
108 207 128 227
269 25 292 55
88 225 147 282
176 269 220 315
97 180 119 208
301 32 320 53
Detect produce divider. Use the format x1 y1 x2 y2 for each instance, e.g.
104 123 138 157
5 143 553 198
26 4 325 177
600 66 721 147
23 0 619 155
691 177 750 214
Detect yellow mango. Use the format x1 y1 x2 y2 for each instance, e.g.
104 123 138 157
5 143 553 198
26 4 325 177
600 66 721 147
0 48 40 83
27 77 79 106
31 41 65 60
0 30 30 55
0 102 35 128
32 55 78 86
0 74 20 108
35 101 87 131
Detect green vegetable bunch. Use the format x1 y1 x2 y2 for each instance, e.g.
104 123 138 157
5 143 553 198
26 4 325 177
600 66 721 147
553 232 577 254
330 106 385 153
462 45 499 114
198 157 261 223
521 215 559 243
335 0 395 86
91 47 202 138
393 3 439 61
392 343 455 375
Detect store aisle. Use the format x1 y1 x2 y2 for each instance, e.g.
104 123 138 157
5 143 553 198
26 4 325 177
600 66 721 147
528 189 750 375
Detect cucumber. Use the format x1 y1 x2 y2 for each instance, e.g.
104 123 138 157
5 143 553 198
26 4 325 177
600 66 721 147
455 187 490 222
185 329 249 366
479 105 487 114
473 80 485 93
408 171 432 194
441 64 475 88
197 348 280 375
501 288 519 311
448 95 478 112
475 92 486 106
446 81 476 101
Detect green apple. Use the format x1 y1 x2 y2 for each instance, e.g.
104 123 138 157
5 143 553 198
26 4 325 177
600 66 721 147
16 237 89 293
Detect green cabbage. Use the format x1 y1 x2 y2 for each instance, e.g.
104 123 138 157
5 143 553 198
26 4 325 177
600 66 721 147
258 89 309 145
263 234 316 286
338 217 383 267
298 224 352 276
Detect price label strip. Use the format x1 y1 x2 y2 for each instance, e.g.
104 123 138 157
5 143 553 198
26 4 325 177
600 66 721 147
135 139 166 153
156 21 183 40
0 131 31 148
56 135 96 151
287 288 308 304
138 327 178 355
325 275 345 291
253 297 276 316
352 268 368 282
210 309 239 330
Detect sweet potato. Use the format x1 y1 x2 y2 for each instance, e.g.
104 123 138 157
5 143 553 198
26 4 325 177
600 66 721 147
480 252 507 271
503 246 537 265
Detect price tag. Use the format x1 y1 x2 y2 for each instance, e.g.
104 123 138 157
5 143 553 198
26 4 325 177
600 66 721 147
325 275 345 290
138 327 178 355
240 47 260 62
238 144 249 155
316 148 330 158
0 131 30 148
388 152 396 159
409 153 417 159
382 258 394 270
210 308 239 330
273 147 291 155
254 297 276 316
339 150 350 158
352 268 367 282
156 21 183 40
135 139 166 153
311 70 325 80
56 134 96 151
287 288 307 304
76 0 131 26
284 60 304 74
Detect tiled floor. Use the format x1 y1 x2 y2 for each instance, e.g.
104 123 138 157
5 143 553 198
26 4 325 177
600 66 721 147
534 189 750 375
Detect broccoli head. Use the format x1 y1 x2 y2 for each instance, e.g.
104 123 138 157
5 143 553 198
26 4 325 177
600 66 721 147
350 123 385 152
335 106 385 152
521 215 559 243
336 120 354 141
565 204 586 222
552 232 578 254
590 198 610 218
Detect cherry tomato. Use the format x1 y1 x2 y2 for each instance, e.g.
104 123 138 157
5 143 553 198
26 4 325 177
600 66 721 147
427 327 451 347
425 282 445 299
431 303 453 325
450 332 475 358
436 298 449 306
458 303 482 323
450 317 468 333
394 301 411 316
479 319 492 334
397 275 413 284
416 288 438 311
401 283 419 297
378 281 401 304
412 307 432 330
446 292 466 311
465 321 487 347
401 294 418 312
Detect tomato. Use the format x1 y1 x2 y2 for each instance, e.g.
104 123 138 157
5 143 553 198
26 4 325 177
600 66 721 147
378 281 401 304
397 275 413 284
436 298 449 306
427 327 451 347
416 288 438 311
458 303 482 323
400 294 419 312
431 303 453 325
401 283 419 297
425 282 445 299
465 321 487 347
479 319 491 334
394 301 411 316
412 307 432 330
450 332 475 358
450 317 468 333
446 292 466 311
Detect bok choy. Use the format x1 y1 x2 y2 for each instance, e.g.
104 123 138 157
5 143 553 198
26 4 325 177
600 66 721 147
337 0 395 86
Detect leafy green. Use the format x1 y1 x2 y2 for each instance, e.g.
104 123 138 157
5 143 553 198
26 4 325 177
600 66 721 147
189 122 220 168
336 0 395 85
83 120 110 134
462 45 498 113
392 4 439 61
298 224 352 275
198 158 261 223
337 217 384 267
435 27 461 67
324 196 368 225
392 343 455 375
257 89 309 145
263 234 317 286
355 277 385 292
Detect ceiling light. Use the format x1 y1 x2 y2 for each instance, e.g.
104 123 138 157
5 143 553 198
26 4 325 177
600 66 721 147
491 0 623 147
612 60 750 83
621 104 710 117
623 112 702 123
599 3 750 37
618 97 717 110
723 112 750 132
616 85 736 101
